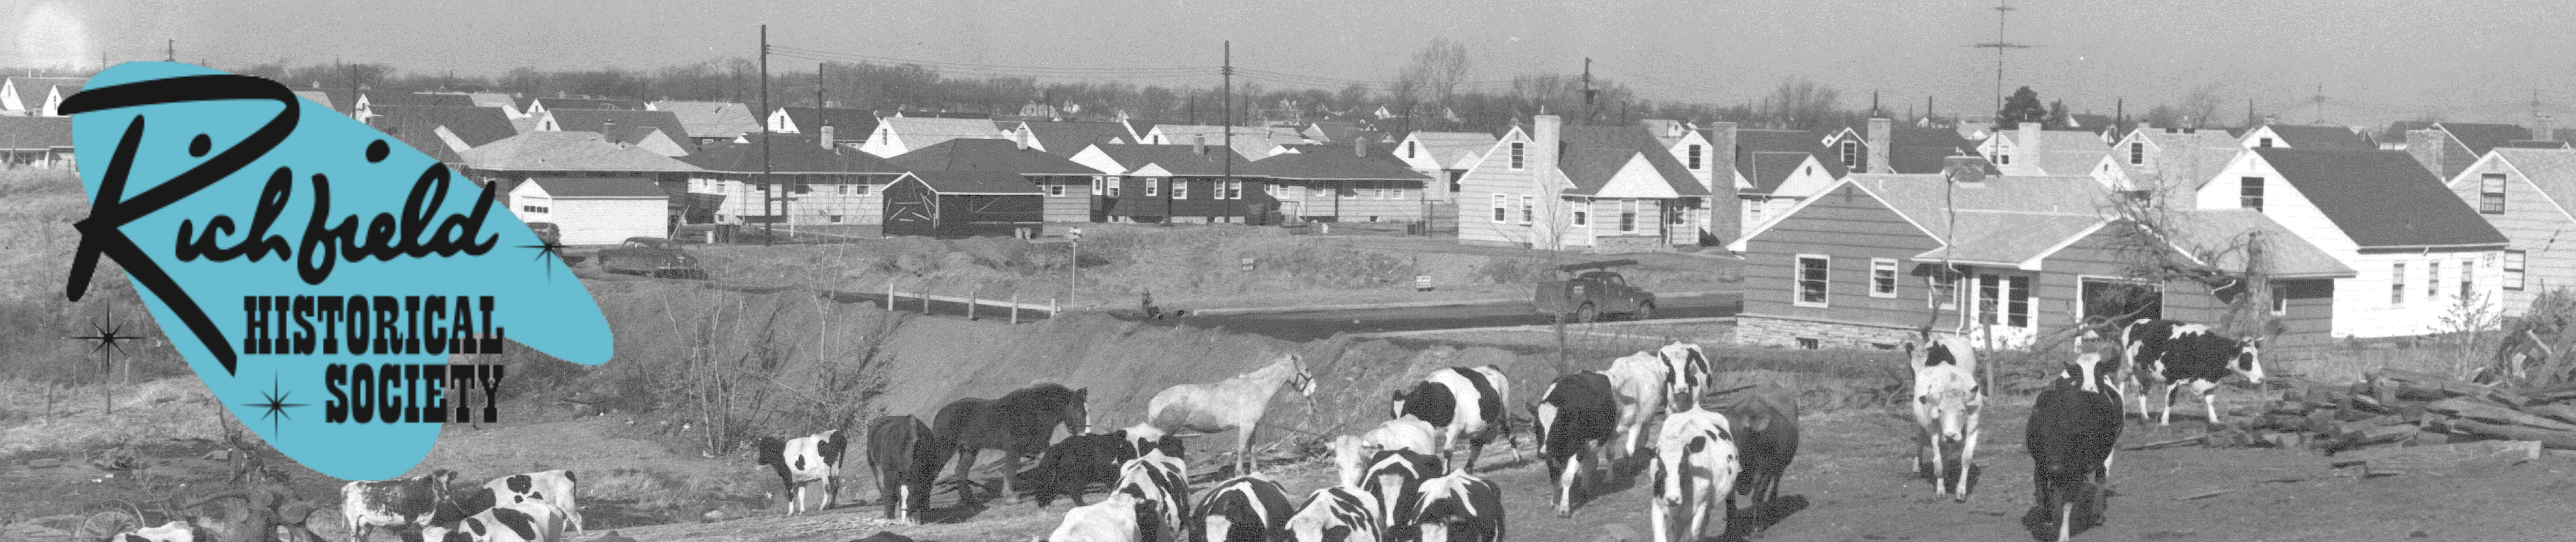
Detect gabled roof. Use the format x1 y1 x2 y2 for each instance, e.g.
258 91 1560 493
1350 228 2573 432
779 107 880 136
460 131 700 172
681 132 905 174
1851 174 2108 241
529 97 643 111
2384 121 2438 141
292 90 338 112
1741 152 1819 195
648 101 761 139
2435 123 2534 156
6 76 84 98
2482 148 2576 223
888 138 1097 175
522 177 666 198
2128 127 2238 151
881 117 1009 148
1249 146 1430 181
548 110 692 142
1559 125 1710 197
908 170 1043 195
1305 122 1359 141
2161 208 2357 278
887 110 990 119
2252 148 2506 249
1018 121 1134 157
1910 213 2105 266
459 93 517 110
366 105 518 147
1088 144 1257 176
368 93 479 108
0 116 73 149
2259 125 2376 150
1403 132 1500 169
2509 140 2574 150
1735 128 1848 180
1825 120 1985 174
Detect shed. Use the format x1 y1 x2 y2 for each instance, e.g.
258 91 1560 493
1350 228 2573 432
881 171 1045 239
507 177 671 245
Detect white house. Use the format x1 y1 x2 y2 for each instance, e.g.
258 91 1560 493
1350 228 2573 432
507 177 671 245
1453 115 1712 253
2239 124 2378 151
2443 147 2576 317
1727 128 1845 233
2202 147 2509 337
1977 123 2111 176
2 77 83 117
859 117 1009 158
1391 131 1497 199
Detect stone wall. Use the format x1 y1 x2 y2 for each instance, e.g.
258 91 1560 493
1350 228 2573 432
1735 315 1919 350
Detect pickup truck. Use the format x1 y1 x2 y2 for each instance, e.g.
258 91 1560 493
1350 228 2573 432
1533 259 1657 322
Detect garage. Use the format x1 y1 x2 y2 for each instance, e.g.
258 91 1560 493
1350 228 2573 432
881 171 1045 239
507 177 671 245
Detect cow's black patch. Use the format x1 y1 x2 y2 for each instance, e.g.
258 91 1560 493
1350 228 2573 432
492 506 540 541
1398 381 1456 428
1451 367 1503 430
505 475 533 494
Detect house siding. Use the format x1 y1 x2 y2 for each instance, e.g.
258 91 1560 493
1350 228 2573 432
1739 183 1947 330
2446 156 2573 317
547 198 667 245
693 172 891 226
1457 131 1574 248
1029 175 1094 223
2336 249 2505 337
2038 226 2337 347
1100 176 1279 223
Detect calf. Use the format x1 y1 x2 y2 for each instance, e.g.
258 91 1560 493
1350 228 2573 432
755 429 850 514
2026 355 2126 542
1197 474 1295 542
1033 432 1133 509
1529 371 1619 517
478 471 581 532
1658 342 1714 409
420 501 568 542
1361 416 1442 458
1409 470 1503 542
868 415 946 523
1717 386 1799 539
2120 318 2265 425
340 469 461 542
1358 449 1442 541
1647 405 1739 542
1390 366 1516 473
1911 359 1983 503
1036 492 1145 542
1114 450 1192 542
1285 486 1382 542
1117 424 1188 460
1600 352 1673 467
115 521 216 542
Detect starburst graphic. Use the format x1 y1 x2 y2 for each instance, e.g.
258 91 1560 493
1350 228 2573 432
520 238 573 281
67 304 142 383
242 372 308 439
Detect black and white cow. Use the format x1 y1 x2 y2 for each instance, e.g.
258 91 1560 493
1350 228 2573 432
1389 366 1515 473
477 470 581 532
755 429 851 514
114 521 215 542
1910 335 1984 503
1408 470 1503 542
1529 371 1619 518
1600 352 1673 468
1647 405 1739 542
2026 354 2126 542
2119 318 2265 425
1114 450 1192 542
1285 486 1381 542
422 501 570 542
868 415 946 523
1718 385 1799 539
1358 449 1443 541
1036 492 1144 542
1115 424 1189 460
1197 474 1295 542
340 469 462 542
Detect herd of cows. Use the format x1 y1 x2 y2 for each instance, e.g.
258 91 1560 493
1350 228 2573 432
98 318 2272 542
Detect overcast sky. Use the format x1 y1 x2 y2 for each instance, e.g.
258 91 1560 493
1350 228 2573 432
17 0 2576 126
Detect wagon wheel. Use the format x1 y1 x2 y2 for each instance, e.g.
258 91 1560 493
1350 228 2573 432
76 501 148 542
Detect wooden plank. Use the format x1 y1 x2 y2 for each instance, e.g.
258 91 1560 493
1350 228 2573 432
2425 398 2576 432
2449 419 2576 450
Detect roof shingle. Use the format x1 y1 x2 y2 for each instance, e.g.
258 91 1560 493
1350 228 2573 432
2253 148 2506 249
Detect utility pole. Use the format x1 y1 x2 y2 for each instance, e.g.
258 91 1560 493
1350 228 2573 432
2115 98 2123 133
2314 84 2326 125
1973 0 2036 119
816 63 825 108
1581 58 1596 126
1222 41 1236 224
165 40 173 62
760 24 774 245
1872 90 1881 117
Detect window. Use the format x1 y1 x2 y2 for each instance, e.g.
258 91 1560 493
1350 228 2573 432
1795 256 1829 307
1687 145 1703 169
1107 176 1121 198
2082 278 2163 321
1618 199 1638 233
1145 178 1160 197
2462 259 2476 299
1977 275 2001 324
2508 250 2527 290
2272 283 2288 315
836 184 850 195
1219 180 1241 199
1172 179 1189 199
520 205 548 213
2481 173 2507 214
1998 153 2012 165
2392 263 2406 306
1572 209 1588 226
1406 140 1418 158
854 184 869 195
2258 137 2274 148
2428 261 2442 299
1747 201 1766 225
1930 268 1961 310
1509 142 1525 169
2240 177 2265 212
1092 176 1105 194
1048 183 1066 197
2130 142 2145 164
2007 276 2031 328
1491 194 1508 223
829 214 844 223
1669 203 1688 224
1796 337 1821 350
1870 259 1898 297
1839 140 1858 167
1520 195 1535 224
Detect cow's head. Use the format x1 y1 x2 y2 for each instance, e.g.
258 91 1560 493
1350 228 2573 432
1650 434 1707 504
752 437 786 466
1916 365 1980 442
2235 337 2266 384
2062 353 2109 393
1330 435 1377 488
1389 389 1412 419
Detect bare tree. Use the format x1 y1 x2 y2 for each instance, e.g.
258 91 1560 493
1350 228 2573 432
1760 77 1843 131
1402 38 1472 105
2178 82 2225 129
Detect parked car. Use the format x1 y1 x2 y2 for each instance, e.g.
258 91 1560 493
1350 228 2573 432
524 222 585 266
1533 259 1657 322
596 237 706 279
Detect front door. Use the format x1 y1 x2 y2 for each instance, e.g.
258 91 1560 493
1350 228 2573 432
1968 273 2037 349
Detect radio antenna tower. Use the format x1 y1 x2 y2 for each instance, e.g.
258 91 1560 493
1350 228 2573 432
1973 0 2038 118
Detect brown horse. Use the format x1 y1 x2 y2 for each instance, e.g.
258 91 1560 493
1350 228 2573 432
1144 354 1318 476
933 383 1090 506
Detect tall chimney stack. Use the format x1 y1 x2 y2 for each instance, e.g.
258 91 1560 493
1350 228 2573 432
2406 129 2447 179
1705 121 1741 248
2539 115 2556 143
2015 121 2043 175
1866 118 1894 174
820 125 836 149
1194 133 1208 155
1354 134 1366 157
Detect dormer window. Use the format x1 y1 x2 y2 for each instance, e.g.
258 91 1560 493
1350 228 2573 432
2258 137 2274 148
1839 141 1858 167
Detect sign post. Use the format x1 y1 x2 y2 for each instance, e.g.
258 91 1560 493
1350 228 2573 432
1068 227 1082 308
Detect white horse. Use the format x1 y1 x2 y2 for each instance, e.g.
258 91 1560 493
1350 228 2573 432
1146 354 1319 476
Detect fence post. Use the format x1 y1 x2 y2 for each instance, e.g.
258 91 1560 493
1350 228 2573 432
969 287 980 320
924 287 933 314
1052 297 1059 317
886 282 896 312
1012 292 1021 324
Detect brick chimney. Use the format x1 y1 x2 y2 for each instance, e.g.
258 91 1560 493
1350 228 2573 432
2015 121 2043 175
2539 115 2556 142
1534 113 1563 196
820 125 836 149
1704 121 1741 248
1353 134 1366 157
2406 129 2446 179
1866 118 1894 174
1193 133 1208 155
602 120 618 144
